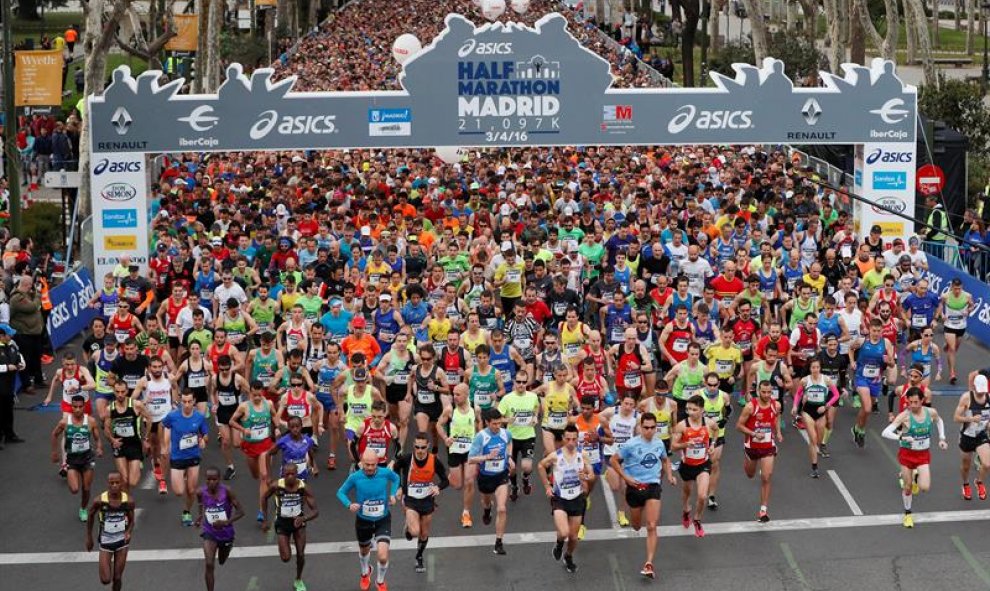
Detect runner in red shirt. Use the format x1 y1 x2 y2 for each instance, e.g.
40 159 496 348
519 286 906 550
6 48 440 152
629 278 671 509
709 262 745 322
356 400 398 465
754 322 791 365
736 380 781 523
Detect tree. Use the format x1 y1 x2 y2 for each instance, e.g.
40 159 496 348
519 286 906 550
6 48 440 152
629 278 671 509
113 6 177 70
822 0 848 72
855 0 898 61
710 33 824 80
673 0 701 86
739 0 769 61
13 0 72 20
905 0 937 85
919 75 990 150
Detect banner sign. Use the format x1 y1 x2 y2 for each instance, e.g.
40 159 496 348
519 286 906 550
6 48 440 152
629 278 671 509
165 14 200 52
922 256 990 348
90 153 150 280
46 269 97 350
853 142 917 244
15 49 64 108
88 13 918 152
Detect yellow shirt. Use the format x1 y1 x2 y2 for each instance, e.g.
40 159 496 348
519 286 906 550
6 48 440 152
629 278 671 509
495 261 525 298
427 318 452 346
542 382 573 429
705 344 743 379
802 273 826 298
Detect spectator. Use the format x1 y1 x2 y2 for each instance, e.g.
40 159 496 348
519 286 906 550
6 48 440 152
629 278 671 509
17 127 34 187
0 324 25 448
50 123 74 171
33 127 53 179
9 275 45 392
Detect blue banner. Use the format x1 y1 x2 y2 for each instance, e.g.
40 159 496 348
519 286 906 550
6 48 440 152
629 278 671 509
46 269 98 350
922 256 990 347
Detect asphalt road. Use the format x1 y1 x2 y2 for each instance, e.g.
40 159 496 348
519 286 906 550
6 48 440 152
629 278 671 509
5 338 990 590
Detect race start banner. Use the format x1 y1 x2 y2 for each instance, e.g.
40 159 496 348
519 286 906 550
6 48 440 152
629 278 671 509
88 12 918 268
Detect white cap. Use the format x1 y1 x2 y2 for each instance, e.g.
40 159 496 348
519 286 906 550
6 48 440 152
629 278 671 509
499 203 513 216
977 375 989 393
563 206 574 216
500 241 513 252
360 226 371 236
276 204 288 216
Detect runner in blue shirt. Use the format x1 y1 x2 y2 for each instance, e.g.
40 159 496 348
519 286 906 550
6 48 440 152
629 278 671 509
901 279 940 340
468 408 513 556
337 448 401 591
610 412 675 580
162 391 209 526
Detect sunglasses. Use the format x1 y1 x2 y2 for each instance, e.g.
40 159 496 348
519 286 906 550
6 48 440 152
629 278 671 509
642 425 657 430
414 445 429 450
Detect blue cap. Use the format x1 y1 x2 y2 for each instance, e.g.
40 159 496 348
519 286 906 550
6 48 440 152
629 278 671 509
0 324 17 336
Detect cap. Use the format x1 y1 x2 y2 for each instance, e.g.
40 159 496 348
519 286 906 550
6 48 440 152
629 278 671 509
501 241 514 252
103 334 116 345
870 225 882 234
352 316 367 329
977 375 989 393
128 264 139 272
157 243 168 251
353 367 368 381
0 323 17 336
379 293 392 302
360 226 371 236
276 204 289 216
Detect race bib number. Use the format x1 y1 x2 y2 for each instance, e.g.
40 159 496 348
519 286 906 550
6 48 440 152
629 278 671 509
408 483 432 499
450 436 471 454
484 458 506 472
716 360 733 374
250 424 270 440
506 269 522 284
218 393 237 406
362 500 385 518
546 412 567 429
103 517 126 534
114 423 135 438
685 444 706 460
179 433 198 450
905 435 931 451
624 372 642 389
70 437 91 454
417 391 436 405
754 427 772 443
188 375 207 389
287 404 306 418
559 482 582 500
673 338 689 353
393 372 409 385
279 500 302 518
863 365 880 378
475 392 493 407
583 445 601 464
911 314 927 328
205 507 227 525
168 323 181 337
514 411 533 426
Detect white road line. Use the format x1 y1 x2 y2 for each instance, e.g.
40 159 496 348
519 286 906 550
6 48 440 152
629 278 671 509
600 479 621 530
827 470 865 516
139 470 156 490
7 509 990 566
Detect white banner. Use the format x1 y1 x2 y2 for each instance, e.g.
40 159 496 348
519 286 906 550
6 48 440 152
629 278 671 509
90 152 150 280
854 142 916 245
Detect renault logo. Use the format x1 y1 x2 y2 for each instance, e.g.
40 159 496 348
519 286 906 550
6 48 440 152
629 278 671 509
110 107 132 136
801 98 822 126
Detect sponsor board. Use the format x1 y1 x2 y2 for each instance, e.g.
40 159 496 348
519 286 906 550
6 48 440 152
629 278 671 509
91 152 149 279
103 235 138 250
369 108 412 136
855 142 916 244
922 256 990 347
46 269 98 350
872 171 907 191
101 209 139 229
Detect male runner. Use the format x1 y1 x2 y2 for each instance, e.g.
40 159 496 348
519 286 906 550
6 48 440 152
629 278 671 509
263 463 319 591
162 390 209 526
85 471 134 591
736 380 782 522
196 466 246 591
671 395 718 537
393 433 450 573
539 424 593 573
468 408 513 555
954 375 990 500
51 395 103 521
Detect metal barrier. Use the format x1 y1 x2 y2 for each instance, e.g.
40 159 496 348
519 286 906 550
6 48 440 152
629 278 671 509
922 240 990 279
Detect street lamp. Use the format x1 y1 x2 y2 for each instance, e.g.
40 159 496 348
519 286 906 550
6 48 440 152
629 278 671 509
983 1 990 93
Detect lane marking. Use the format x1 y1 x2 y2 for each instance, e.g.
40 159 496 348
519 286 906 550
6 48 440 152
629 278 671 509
8 509 990 565
870 429 901 469
780 542 811 590
827 470 864 516
139 470 156 491
951 535 990 588
600 480 621 530
427 553 435 584
608 552 627 591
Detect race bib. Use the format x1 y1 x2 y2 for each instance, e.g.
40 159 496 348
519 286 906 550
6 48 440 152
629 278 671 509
624 372 642 388
179 433 198 450
205 507 227 525
583 445 601 464
70 437 91 454
716 360 733 374
218 393 237 406
250 424 270 440
911 314 927 328
188 375 207 389
558 482 582 500
168 323 181 337
906 435 930 451
685 444 706 460
673 338 689 353
103 517 126 534
514 411 533 426
546 411 567 429
279 500 302 518
475 392 493 407
417 391 436 405
754 427 772 443
393 372 409 385
863 365 880 378
113 423 135 438
362 499 385 518
408 483 432 500
484 458 506 472
506 269 522 283
294 460 309 475
287 404 306 418
450 436 471 454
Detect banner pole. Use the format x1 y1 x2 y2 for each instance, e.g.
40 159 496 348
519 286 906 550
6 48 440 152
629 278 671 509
1 0 21 236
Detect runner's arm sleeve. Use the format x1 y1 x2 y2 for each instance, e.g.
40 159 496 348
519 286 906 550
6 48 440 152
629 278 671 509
827 385 840 407
435 460 450 490
336 473 356 508
887 389 896 414
881 421 901 441
937 416 946 440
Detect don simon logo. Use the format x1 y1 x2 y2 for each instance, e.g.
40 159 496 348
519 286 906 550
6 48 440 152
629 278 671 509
100 183 137 202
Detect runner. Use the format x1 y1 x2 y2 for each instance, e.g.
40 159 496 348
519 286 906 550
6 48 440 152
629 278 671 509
600 394 640 526
131 356 173 494
850 319 895 448
437 383 478 528
196 466 246 591
314 341 347 469
45 353 96 417
817 334 849 457
276 375 323 440
378 331 415 450
671 395 717 537
393 433 450 573
939 278 973 384
791 359 840 478
497 370 540 502
538 423 593 573
337 448 400 591
538 364 579 453
162 390 209 526
882 387 948 528
468 408 513 555
610 412 676 580
409 346 448 452
104 381 150 491
84 471 134 591
954 375 990 501
229 381 276 522
700 372 731 509
611 327 655 400
664 342 705 421
263 463 320 591
211 355 249 480
356 400 399 467
736 380 782 523
346 367 385 462
275 416 318 480
51 395 103 521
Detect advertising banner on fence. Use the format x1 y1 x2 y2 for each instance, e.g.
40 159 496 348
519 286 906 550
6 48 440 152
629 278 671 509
46 269 97 350
88 13 918 152
854 142 916 244
166 14 200 52
90 153 149 279
922 256 990 348
15 49 64 109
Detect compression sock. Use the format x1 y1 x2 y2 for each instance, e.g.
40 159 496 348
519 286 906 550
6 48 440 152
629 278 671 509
416 538 429 559
902 492 913 511
823 428 832 444
359 552 371 575
377 561 389 584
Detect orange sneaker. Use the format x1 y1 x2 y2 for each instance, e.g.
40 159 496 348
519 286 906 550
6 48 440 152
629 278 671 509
978 481 987 500
360 568 371 591
963 483 973 501
460 512 473 528
376 583 387 591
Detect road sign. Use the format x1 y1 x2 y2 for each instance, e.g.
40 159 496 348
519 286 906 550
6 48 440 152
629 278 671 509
916 164 945 196
43 171 82 188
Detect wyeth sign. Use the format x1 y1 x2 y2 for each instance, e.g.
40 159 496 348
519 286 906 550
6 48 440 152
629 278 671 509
89 13 918 151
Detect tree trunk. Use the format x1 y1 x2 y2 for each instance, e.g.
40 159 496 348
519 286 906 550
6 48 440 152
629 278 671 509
195 0 209 92
596 0 607 23
823 0 847 71
307 0 319 30
80 0 132 220
681 0 700 86
204 0 223 91
854 0 898 61
709 0 726 52
849 1 865 63
15 0 41 20
905 0 918 62
907 0 938 84
740 0 770 61
966 0 976 54
931 0 940 49
956 0 963 30
797 0 817 42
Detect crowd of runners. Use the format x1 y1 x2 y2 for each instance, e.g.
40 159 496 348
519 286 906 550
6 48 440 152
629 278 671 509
23 1 990 591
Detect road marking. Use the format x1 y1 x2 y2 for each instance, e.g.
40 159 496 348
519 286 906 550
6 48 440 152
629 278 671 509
139 470 156 490
427 553 435 584
951 535 990 588
600 479 621 530
7 509 990 565
827 470 864 516
870 429 901 469
780 542 811 590
246 575 260 591
608 552 626 591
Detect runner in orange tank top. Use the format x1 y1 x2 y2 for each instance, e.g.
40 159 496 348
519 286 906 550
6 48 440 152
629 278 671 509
671 395 717 538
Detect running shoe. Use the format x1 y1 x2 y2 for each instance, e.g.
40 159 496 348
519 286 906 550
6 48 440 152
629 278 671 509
41 354 54 365
256 510 265 523
461 512 473 528
182 511 193 526
509 485 518 502
811 468 820 479
586 497 592 510
819 443 830 458
59 463 68 478
617 510 630 527
153 464 163 481
793 416 805 430
79 508 88 522
327 454 337 470
360 568 372 591
564 555 578 573
950 375 958 385
682 511 690 528
223 466 236 481
522 479 532 495
293 580 307 591
552 541 563 561
493 540 506 555
903 513 914 528
963 483 973 500
415 556 426 573
852 396 862 409
758 509 770 523
707 496 718 511
693 520 705 538
376 583 387 591
482 507 492 526
577 524 586 540
978 481 987 500
158 479 167 495
404 526 413 541
671 460 681 471
640 562 655 579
